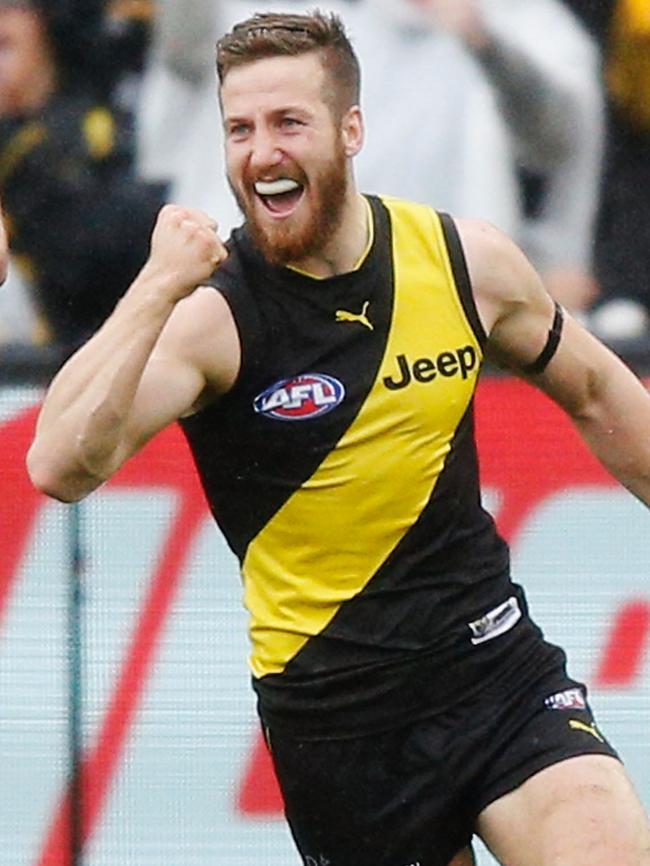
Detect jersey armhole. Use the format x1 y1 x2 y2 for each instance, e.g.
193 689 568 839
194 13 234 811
205 248 266 396
438 212 488 350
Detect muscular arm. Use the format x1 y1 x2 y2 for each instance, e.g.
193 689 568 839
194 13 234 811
27 205 237 503
459 219 650 506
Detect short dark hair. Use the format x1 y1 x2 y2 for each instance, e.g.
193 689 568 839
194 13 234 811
216 10 361 118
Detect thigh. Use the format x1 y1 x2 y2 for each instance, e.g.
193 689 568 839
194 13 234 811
266 722 473 866
477 754 650 866
461 661 650 864
469 675 621 818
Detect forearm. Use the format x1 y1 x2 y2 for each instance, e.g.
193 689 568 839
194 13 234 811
28 265 176 501
156 0 220 84
567 368 650 508
472 34 574 167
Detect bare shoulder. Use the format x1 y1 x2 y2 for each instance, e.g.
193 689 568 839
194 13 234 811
451 218 650 430
153 284 241 399
453 217 558 371
454 217 551 331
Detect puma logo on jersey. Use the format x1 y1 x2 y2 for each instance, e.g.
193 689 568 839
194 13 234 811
569 719 604 743
383 346 477 390
335 301 374 330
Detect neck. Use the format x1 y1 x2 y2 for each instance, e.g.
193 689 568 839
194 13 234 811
288 191 370 278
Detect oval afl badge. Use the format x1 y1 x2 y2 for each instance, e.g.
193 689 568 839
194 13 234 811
253 373 345 421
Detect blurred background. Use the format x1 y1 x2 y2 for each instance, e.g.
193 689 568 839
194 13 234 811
0 1 649 865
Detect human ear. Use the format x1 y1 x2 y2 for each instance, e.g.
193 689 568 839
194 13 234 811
340 105 364 157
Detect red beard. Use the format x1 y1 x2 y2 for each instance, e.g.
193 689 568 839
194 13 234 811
229 143 349 267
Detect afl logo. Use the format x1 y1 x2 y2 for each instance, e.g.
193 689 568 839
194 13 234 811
253 373 345 421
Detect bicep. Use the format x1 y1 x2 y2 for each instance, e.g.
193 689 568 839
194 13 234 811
121 287 239 459
461 217 561 374
482 258 606 413
461 218 599 406
470 224 641 418
122 351 207 457
461 219 650 479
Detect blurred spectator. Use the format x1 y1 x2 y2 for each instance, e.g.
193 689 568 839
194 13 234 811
100 0 156 108
138 0 603 315
360 0 603 315
0 0 166 350
0 199 8 284
32 0 154 103
563 0 650 340
0 199 31 347
0 266 38 344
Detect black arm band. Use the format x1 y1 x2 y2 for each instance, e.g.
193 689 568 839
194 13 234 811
522 301 564 376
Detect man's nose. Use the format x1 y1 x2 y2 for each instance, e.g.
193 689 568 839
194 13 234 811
249 129 283 171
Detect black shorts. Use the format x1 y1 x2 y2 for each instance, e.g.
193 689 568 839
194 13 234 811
264 664 619 866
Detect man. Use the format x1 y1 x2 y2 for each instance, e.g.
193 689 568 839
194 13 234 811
28 12 650 866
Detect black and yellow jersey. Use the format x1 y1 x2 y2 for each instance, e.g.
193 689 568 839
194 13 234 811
181 194 561 736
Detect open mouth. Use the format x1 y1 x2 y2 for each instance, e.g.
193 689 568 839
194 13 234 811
254 178 305 217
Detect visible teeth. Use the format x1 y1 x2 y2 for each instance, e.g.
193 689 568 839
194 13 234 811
254 178 300 196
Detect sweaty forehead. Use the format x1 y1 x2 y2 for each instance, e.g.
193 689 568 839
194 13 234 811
220 53 328 114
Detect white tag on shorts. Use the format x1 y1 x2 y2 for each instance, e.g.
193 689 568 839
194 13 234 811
468 596 522 645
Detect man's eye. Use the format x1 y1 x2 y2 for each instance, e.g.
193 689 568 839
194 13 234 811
229 124 250 138
281 118 302 129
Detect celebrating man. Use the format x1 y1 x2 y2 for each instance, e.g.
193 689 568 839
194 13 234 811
28 12 650 866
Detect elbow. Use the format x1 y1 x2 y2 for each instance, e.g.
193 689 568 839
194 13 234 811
26 444 95 503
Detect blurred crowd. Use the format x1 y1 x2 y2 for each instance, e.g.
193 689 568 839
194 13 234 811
0 0 649 356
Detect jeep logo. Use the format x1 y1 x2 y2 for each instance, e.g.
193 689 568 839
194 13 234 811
383 346 477 391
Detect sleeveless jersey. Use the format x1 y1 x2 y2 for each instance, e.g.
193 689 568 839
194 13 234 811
181 195 561 736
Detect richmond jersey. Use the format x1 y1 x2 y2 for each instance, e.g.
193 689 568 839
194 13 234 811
180 195 562 736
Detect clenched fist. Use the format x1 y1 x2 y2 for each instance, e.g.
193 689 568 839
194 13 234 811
145 204 228 301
